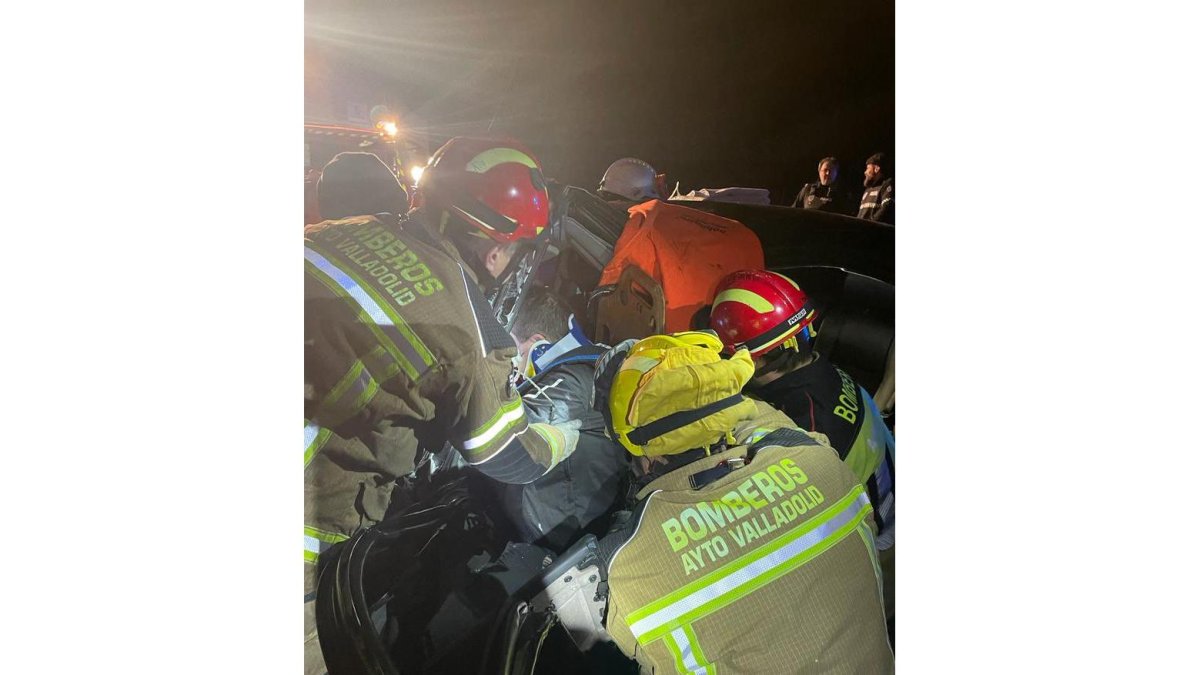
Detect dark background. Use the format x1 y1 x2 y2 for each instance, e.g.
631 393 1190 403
305 0 894 205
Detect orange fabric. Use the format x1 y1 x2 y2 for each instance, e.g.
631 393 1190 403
599 200 765 332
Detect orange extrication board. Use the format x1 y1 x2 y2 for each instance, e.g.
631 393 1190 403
599 200 765 333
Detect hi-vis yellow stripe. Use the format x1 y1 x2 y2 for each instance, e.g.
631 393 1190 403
666 624 715 674
304 526 348 564
712 288 773 313
627 487 871 644
304 421 331 468
773 271 801 291
466 148 537 173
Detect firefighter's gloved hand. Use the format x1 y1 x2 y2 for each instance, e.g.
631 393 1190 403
526 418 584 470
556 417 583 462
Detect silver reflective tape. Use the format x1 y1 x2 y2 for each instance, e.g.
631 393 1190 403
629 492 870 639
670 628 710 675
462 403 526 453
305 247 395 327
306 246 431 377
304 534 322 555
304 422 320 454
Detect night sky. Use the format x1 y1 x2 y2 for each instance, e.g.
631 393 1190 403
305 0 894 205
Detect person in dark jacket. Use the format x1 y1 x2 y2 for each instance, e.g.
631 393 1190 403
857 152 894 224
503 285 630 552
791 156 856 214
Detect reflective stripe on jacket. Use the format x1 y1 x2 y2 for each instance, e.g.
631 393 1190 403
305 216 578 572
754 358 896 548
601 407 893 674
857 178 894 223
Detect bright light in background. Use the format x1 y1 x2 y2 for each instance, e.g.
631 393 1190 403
410 165 425 184
379 120 398 137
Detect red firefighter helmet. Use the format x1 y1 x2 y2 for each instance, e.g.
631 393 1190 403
709 269 818 357
412 137 550 244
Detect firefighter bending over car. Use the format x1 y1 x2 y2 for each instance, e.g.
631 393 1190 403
591 331 894 673
709 270 895 544
710 268 896 628
304 137 585 675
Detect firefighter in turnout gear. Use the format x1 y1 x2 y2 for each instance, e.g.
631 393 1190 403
709 269 894 547
304 137 579 674
591 331 893 674
709 268 896 636
857 152 894 223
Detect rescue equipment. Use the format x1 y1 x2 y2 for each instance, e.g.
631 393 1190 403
598 200 764 336
606 331 758 457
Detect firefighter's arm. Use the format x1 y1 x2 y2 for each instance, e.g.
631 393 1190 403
455 407 582 484
447 344 581 484
483 419 582 484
